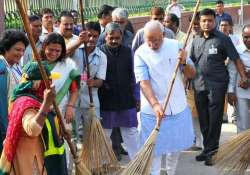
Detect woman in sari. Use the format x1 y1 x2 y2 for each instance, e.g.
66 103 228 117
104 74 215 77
0 30 29 153
0 61 67 175
40 33 80 173
41 32 80 127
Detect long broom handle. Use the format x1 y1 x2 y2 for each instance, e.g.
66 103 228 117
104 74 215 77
156 0 201 129
79 0 94 104
79 0 85 31
15 0 78 159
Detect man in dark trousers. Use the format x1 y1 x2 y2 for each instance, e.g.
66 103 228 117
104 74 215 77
190 8 249 166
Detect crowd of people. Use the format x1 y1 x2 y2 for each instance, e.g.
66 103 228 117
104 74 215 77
0 0 250 174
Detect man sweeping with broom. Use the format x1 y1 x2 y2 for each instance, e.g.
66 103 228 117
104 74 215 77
134 20 196 175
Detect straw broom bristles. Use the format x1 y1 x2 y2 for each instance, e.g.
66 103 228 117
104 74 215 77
78 1 120 173
120 129 158 175
15 1 91 174
74 157 92 175
214 129 250 175
81 106 120 174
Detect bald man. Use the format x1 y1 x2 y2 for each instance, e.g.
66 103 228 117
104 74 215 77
228 24 250 133
97 8 133 48
134 20 195 175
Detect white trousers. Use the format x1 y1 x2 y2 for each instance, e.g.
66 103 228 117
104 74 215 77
151 152 180 175
192 117 203 148
60 107 73 175
105 127 139 159
237 98 250 132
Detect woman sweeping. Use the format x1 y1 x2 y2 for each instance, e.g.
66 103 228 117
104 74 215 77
41 33 80 126
0 61 67 175
40 33 80 173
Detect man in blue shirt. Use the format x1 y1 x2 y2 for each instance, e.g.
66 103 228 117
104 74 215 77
215 0 233 29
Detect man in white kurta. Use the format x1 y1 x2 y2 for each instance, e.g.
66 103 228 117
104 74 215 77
134 21 195 175
228 24 250 132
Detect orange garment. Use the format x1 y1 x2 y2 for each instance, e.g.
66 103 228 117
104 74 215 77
10 109 47 175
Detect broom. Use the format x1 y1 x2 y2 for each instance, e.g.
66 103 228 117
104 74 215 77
15 1 91 174
214 104 250 175
120 1 201 174
78 0 120 174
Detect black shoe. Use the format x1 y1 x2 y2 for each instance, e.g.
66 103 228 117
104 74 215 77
114 151 122 161
204 154 215 166
190 145 203 151
195 152 207 161
222 119 228 123
120 147 128 155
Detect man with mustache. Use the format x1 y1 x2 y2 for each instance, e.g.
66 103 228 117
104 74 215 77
98 22 139 160
97 7 139 160
58 11 77 45
57 11 88 57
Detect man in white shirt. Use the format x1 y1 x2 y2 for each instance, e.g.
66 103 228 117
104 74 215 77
57 11 87 64
228 24 250 132
219 18 240 123
166 0 185 18
219 18 240 46
75 22 107 141
134 20 195 175
164 13 186 45
21 15 43 67
40 8 58 40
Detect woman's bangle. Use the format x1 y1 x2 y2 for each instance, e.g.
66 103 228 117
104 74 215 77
67 104 75 108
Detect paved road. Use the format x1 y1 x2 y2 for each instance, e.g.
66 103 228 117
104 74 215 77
120 123 243 175
119 22 250 175
175 123 240 175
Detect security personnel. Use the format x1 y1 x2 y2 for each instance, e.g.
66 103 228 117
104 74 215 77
190 8 249 166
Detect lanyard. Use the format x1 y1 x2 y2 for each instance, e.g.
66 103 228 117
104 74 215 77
12 64 22 76
82 49 94 72
1 57 21 84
